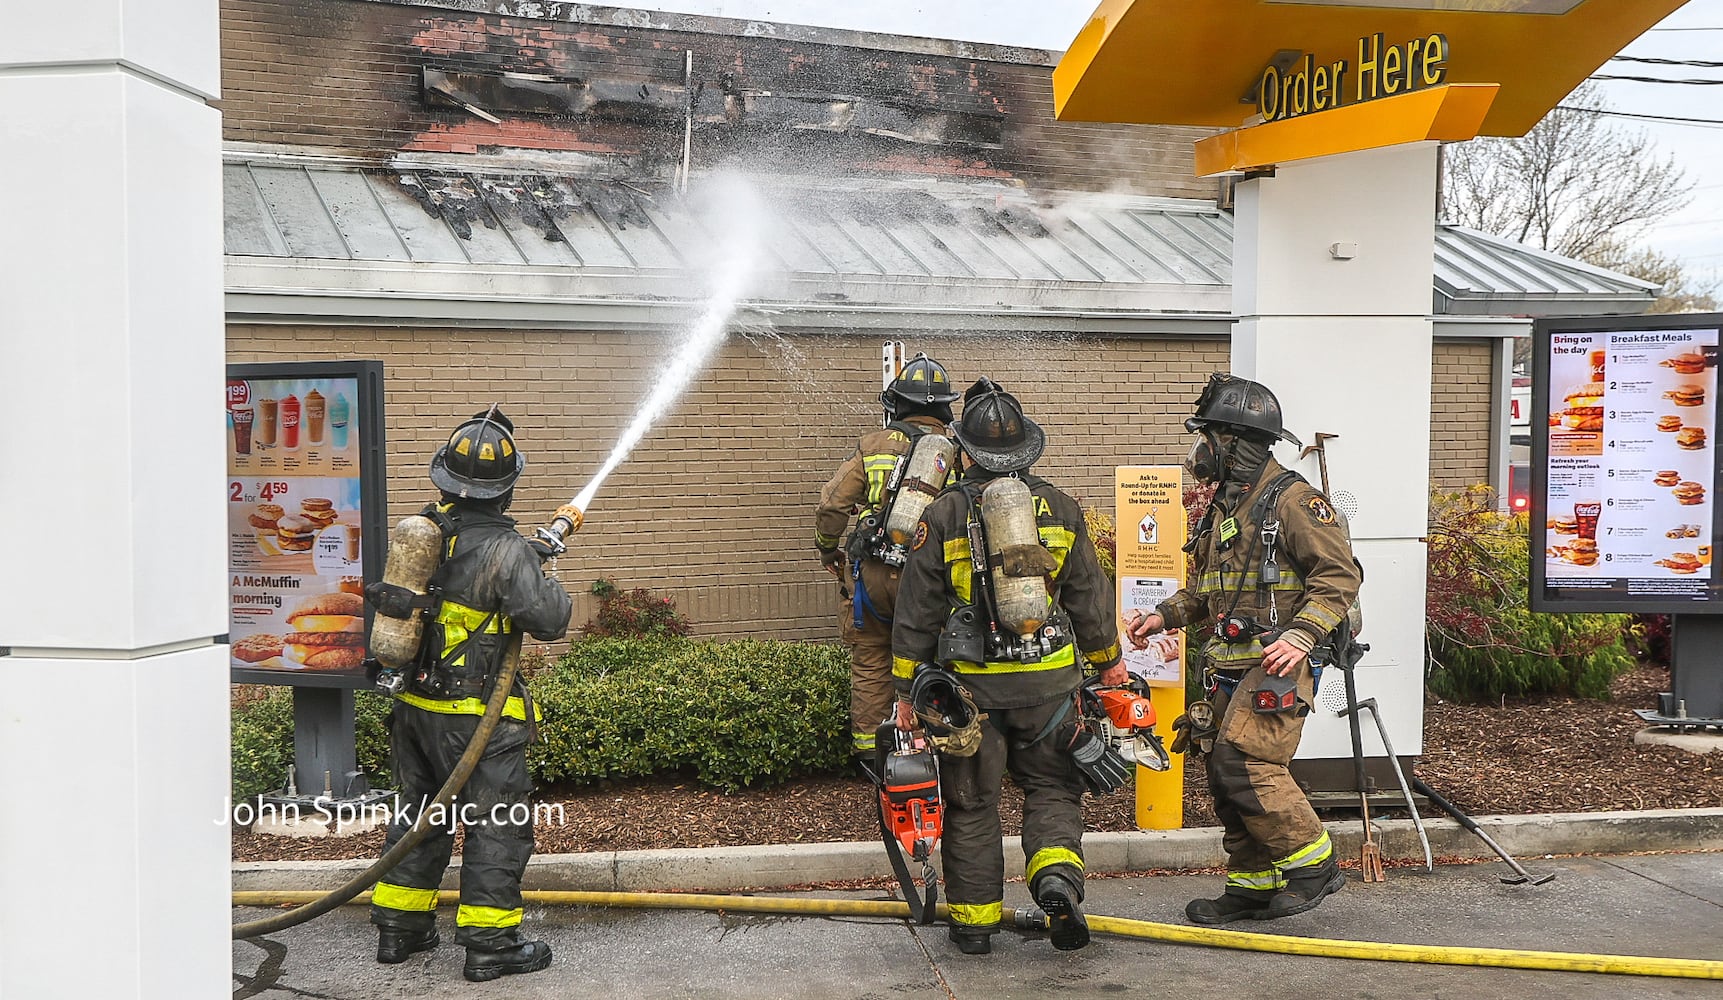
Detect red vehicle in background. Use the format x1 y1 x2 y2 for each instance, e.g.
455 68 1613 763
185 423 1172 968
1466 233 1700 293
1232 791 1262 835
1509 373 1530 512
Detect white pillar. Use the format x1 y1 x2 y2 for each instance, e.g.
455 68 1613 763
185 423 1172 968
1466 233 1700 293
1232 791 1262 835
0 2 229 995
1230 142 1436 762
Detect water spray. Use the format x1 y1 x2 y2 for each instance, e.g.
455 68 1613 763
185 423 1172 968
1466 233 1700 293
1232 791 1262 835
545 175 765 540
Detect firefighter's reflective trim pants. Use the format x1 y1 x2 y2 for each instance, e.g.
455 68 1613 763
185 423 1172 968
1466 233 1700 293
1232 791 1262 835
841 561 899 754
941 697 1085 927
1206 664 1326 887
370 703 536 949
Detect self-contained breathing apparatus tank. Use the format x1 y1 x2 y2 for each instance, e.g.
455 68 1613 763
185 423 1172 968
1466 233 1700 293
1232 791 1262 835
366 512 446 680
979 477 1051 639
875 433 956 566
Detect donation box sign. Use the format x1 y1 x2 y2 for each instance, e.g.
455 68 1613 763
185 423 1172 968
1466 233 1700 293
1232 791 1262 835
1531 314 1723 613
1114 466 1187 687
226 361 388 686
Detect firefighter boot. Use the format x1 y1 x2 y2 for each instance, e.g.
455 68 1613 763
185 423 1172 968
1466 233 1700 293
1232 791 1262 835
376 927 439 964
1264 858 1346 919
463 938 554 983
947 923 997 955
1185 887 1275 925
1034 872 1090 951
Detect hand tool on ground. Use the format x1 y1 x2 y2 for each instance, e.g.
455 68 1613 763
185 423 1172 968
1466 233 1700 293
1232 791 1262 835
1339 696 1433 872
1412 776 1556 885
1338 661 1385 882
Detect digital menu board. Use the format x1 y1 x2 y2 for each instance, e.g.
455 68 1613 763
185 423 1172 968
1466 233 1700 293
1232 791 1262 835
226 361 387 685
1531 315 1723 613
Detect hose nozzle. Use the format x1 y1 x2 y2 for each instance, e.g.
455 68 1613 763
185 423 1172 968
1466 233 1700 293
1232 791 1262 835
533 504 585 559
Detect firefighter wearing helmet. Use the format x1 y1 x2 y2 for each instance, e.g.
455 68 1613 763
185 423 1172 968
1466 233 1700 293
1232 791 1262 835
815 353 960 758
892 378 1125 955
1126 373 1362 926
366 407 573 983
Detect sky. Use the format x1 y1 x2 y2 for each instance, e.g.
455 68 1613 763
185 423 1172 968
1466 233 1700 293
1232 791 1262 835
624 0 1723 294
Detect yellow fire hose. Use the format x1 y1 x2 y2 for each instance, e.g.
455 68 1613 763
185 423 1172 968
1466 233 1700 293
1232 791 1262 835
231 887 1723 981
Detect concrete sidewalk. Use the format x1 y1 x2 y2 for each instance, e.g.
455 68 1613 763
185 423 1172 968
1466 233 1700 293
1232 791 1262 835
230 850 1723 999
234 807 1723 893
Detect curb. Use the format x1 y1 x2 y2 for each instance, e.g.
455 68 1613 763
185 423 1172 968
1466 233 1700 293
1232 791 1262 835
233 807 1723 894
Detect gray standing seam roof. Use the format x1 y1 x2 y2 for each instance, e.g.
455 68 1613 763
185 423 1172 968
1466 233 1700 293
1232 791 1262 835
222 157 1658 320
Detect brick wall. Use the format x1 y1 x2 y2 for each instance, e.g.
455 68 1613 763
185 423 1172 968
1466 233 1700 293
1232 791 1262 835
228 326 1497 640
218 0 1215 197
227 324 1229 640
1430 339 1495 492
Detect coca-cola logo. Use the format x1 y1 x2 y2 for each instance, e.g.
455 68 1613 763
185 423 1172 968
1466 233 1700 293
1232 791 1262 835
227 379 251 409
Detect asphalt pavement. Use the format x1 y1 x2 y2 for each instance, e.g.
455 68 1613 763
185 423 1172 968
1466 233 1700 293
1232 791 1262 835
231 851 1723 999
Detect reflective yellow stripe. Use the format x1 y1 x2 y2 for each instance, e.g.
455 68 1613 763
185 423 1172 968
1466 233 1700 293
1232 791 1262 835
436 600 513 633
1195 569 1307 592
1294 603 1345 632
395 692 541 722
1225 868 1283 891
815 532 840 549
864 454 899 507
1277 830 1333 871
893 656 919 680
949 901 1003 927
1026 847 1084 885
373 882 439 912
1084 641 1121 666
456 904 523 928
949 643 1077 675
852 730 877 752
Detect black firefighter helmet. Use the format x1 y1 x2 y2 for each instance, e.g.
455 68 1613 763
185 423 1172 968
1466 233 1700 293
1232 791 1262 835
1184 373 1301 447
951 377 1044 473
883 352 961 413
429 405 525 500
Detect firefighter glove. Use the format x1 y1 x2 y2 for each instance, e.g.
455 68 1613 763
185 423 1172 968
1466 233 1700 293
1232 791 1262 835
1067 726 1130 795
528 536 561 563
819 546 847 575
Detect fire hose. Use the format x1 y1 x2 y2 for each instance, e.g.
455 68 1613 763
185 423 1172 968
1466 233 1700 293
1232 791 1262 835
230 889 1723 981
233 505 585 941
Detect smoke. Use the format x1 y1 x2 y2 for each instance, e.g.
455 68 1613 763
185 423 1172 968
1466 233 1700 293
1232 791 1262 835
572 173 766 512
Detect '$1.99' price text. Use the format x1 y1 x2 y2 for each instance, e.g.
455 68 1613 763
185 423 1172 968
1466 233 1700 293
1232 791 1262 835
230 481 290 504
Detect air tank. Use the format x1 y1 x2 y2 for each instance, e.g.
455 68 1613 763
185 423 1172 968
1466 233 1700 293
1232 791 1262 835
367 513 443 668
980 477 1050 638
883 434 957 545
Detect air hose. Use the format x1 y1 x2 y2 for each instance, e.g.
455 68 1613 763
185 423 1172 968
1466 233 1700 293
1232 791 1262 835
230 633 524 940
230 887 1723 981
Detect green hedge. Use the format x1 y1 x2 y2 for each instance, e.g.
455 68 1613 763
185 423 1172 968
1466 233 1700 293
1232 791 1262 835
231 637 852 800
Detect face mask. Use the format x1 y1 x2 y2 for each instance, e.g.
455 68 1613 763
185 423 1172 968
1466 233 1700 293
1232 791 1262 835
1185 430 1227 484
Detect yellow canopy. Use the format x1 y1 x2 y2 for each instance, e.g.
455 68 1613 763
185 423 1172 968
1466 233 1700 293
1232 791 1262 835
1053 0 1687 137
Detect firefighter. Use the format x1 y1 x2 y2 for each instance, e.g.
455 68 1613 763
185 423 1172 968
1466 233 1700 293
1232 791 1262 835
368 408 574 983
815 353 961 758
1125 374 1363 926
892 378 1125 955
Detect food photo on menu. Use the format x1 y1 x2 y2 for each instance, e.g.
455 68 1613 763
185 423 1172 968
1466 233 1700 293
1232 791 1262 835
1543 329 1717 592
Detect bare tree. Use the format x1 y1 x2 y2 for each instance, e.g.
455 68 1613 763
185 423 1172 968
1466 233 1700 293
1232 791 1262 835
1442 83 1691 262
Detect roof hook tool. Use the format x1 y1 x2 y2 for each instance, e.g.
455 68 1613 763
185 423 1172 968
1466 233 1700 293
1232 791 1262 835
1337 652 1385 883
1337 696 1433 873
1411 776 1556 886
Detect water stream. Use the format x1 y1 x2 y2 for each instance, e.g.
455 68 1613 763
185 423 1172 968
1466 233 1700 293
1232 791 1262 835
569 175 764 513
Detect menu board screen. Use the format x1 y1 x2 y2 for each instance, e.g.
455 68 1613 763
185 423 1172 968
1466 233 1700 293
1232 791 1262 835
1531 316 1723 612
226 361 387 685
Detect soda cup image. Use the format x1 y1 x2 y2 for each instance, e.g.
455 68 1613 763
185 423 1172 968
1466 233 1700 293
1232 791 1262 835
1701 545 1713 567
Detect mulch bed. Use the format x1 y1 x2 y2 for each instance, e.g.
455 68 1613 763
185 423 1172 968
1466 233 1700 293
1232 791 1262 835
232 663 1719 863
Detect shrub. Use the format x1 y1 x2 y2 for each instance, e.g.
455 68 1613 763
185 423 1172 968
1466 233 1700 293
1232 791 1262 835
584 578 693 638
1082 504 1117 579
230 638 854 797
230 687 393 802
529 637 851 790
1425 487 1635 701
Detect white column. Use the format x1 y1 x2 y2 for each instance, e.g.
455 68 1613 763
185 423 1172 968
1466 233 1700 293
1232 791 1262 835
0 2 230 995
1230 142 1437 761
